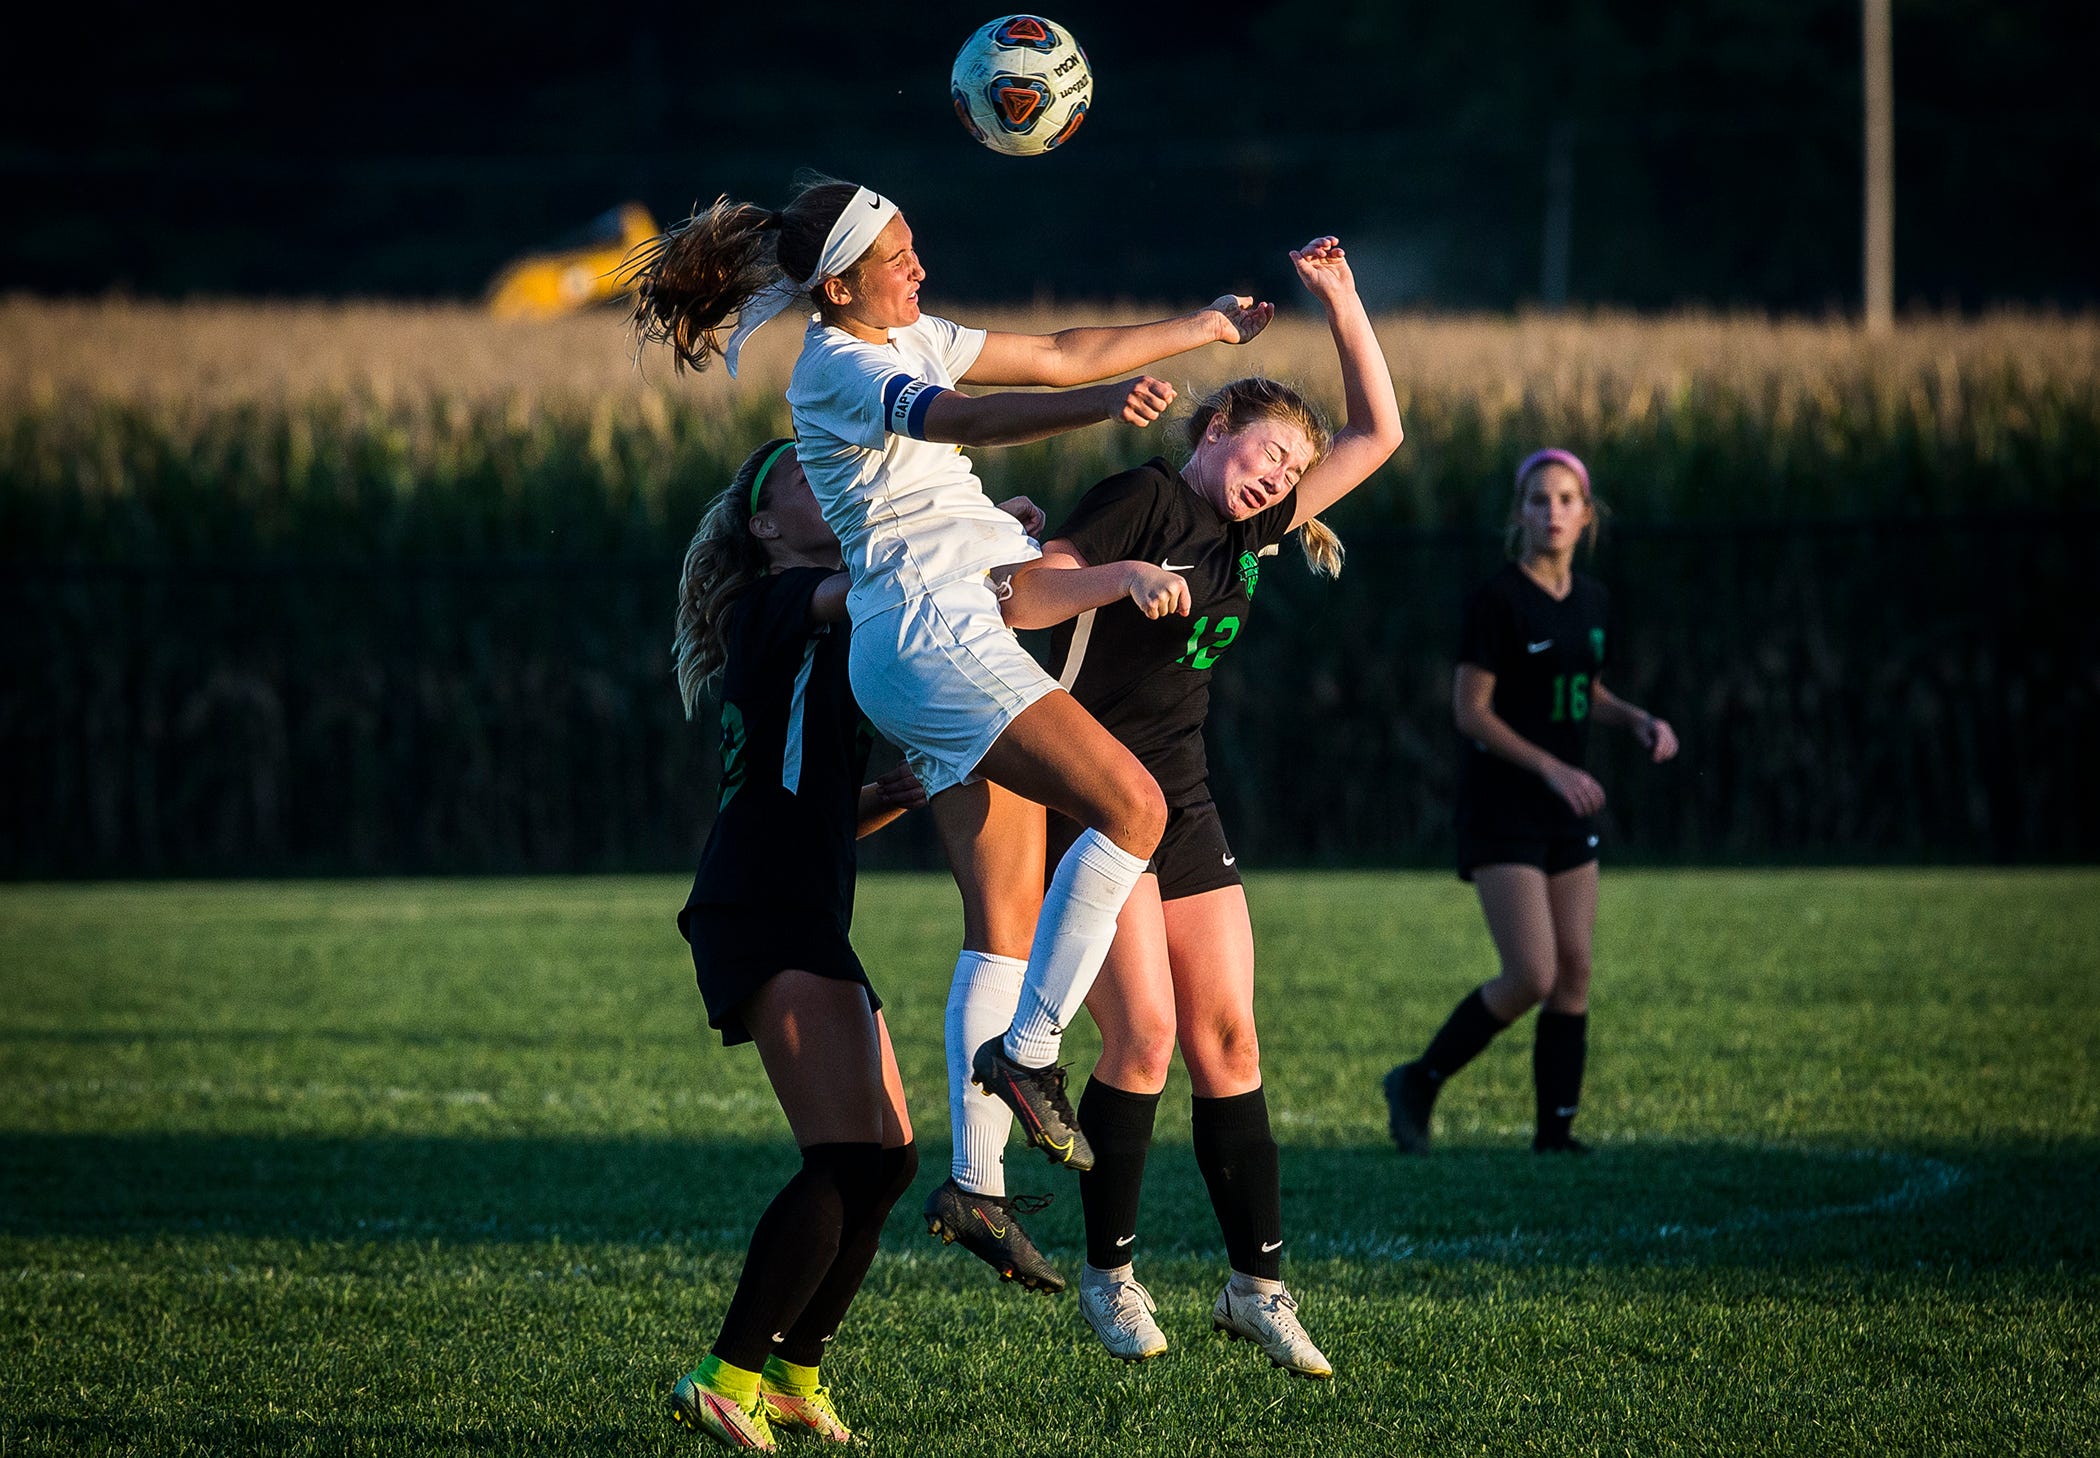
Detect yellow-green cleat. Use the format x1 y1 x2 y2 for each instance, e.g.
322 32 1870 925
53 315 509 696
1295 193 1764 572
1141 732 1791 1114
761 1381 854 1444
671 1367 777 1450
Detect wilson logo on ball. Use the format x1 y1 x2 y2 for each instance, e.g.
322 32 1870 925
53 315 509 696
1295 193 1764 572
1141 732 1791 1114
951 14 1094 157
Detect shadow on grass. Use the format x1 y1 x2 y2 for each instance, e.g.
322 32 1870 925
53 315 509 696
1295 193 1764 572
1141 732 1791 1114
6 1131 2094 1271
4 1414 673 1458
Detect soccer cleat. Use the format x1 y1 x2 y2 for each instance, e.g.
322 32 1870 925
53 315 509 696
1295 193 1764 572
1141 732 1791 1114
971 1036 1095 1171
1212 1282 1333 1379
1078 1266 1168 1362
1382 1061 1436 1154
671 1368 776 1450
1533 1133 1593 1155
922 1176 1066 1293
760 1382 853 1444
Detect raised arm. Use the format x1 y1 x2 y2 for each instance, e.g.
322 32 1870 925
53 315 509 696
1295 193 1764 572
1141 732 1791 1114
1285 238 1405 531
963 296 1274 388
918 376 1177 448
1454 663 1606 817
1000 542 1191 631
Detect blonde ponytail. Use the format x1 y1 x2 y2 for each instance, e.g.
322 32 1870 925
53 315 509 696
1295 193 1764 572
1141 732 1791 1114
1297 516 1346 578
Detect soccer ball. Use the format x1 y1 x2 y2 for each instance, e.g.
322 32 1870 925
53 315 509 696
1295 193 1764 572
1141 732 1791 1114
951 15 1093 157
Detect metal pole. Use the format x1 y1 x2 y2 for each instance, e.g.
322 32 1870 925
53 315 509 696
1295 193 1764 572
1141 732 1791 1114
1863 0 1894 332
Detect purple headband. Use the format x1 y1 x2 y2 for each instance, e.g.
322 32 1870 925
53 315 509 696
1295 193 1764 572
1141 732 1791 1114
1515 448 1591 499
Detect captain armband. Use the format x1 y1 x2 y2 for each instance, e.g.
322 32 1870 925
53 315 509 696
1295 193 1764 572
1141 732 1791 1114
882 375 949 440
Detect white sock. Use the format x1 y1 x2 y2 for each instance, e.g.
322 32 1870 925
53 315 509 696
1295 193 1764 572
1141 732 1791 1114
1082 1261 1134 1287
946 950 1025 1195
1229 1270 1286 1298
1005 828 1149 1068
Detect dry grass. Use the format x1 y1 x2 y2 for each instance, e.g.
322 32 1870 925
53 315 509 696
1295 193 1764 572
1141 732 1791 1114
7 296 2096 414
4 298 2094 542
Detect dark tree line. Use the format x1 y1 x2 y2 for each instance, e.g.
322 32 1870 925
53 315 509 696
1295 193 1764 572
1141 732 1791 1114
8 0 2096 309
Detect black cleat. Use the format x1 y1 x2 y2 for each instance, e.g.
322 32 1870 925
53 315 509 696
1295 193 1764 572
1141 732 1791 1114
971 1037 1095 1171
922 1177 1065 1293
1532 1134 1592 1155
1382 1062 1437 1154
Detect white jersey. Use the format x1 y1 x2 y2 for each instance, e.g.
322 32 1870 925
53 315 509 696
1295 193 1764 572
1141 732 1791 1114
787 313 1039 622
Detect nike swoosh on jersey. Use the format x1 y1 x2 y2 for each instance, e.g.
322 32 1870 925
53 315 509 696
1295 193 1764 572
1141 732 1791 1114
1527 639 1554 653
1161 559 1198 572
1222 854 1236 866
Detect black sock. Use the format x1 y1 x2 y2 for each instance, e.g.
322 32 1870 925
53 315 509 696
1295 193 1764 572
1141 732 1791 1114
711 1142 882 1372
1419 986 1512 1086
774 1142 916 1368
1078 1078 1161 1271
1191 1087 1284 1281
1534 1010 1589 1146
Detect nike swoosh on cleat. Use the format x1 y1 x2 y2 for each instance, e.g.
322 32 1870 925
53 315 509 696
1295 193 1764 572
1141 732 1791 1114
1042 1132 1074 1158
973 1210 1009 1238
1527 639 1554 653
1260 1240 1282 1253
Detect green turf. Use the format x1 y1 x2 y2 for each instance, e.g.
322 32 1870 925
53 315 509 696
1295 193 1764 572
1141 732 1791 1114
3 871 2095 1456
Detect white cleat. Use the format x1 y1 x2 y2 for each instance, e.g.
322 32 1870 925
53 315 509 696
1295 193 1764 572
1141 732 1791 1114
1211 1282 1332 1379
1078 1265 1169 1362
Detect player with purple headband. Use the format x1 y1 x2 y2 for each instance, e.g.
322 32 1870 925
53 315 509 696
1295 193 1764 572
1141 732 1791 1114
1382 448 1680 1155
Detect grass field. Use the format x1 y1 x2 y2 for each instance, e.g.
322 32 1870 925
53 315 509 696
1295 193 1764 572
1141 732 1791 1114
3 871 2095 1455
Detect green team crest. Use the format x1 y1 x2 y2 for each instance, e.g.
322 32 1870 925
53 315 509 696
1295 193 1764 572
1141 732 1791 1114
1238 551 1261 598
1590 627 1606 663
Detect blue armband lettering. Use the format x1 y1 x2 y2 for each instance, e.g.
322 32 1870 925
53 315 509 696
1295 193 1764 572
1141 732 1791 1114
882 375 948 440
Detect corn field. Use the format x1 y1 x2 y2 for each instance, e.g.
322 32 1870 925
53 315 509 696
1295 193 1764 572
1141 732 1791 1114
3 301 2095 873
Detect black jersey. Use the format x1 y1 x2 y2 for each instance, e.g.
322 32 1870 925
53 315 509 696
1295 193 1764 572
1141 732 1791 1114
1046 458 1296 806
1455 563 1611 834
684 567 872 923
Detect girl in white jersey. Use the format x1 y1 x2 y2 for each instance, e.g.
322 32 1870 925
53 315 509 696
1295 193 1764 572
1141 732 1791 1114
628 175 1271 1281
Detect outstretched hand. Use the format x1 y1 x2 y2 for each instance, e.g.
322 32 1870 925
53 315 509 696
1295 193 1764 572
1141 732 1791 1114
1208 294 1275 345
1290 236 1355 301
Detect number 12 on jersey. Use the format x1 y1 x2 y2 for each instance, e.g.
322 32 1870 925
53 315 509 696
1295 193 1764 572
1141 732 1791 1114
1178 614 1241 670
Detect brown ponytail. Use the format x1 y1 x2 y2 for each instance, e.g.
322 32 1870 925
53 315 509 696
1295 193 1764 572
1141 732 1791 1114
673 438 792 713
626 173 865 374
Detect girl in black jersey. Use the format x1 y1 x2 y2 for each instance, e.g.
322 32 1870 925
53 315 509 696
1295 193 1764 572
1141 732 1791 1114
665 438 927 1451
999 238 1404 1376
1382 449 1679 1159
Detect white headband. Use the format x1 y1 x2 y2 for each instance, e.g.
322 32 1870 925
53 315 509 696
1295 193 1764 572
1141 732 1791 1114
723 187 901 377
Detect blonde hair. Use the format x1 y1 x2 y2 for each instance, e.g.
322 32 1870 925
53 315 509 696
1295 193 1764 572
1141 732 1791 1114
673 438 791 715
626 174 864 374
1505 454 1608 560
1186 377 1345 578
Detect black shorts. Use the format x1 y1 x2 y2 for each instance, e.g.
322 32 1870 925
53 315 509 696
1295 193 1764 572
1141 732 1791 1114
678 903 878 1046
1455 820 1601 882
1047 797 1242 903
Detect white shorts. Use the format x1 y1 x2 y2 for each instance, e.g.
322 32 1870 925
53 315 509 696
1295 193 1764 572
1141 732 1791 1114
849 573 1060 797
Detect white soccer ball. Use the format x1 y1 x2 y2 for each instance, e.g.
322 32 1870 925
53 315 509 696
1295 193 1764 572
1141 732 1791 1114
950 15 1094 157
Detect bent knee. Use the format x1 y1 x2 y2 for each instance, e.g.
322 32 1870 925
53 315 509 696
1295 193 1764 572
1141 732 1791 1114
1108 773 1167 855
1187 1018 1261 1088
1103 1016 1177 1089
